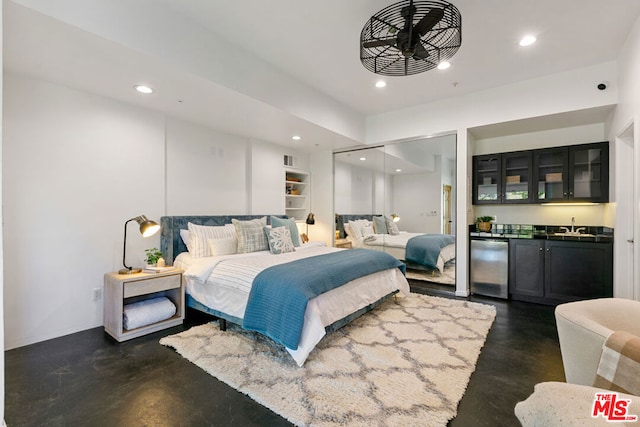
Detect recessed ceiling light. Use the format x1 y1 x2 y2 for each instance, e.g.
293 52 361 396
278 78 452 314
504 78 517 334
375 80 387 88
292 135 301 141
360 157 366 161
396 169 402 172
519 35 537 47
437 61 451 70
134 85 153 94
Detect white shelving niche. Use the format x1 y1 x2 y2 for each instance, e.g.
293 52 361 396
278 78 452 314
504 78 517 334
284 169 310 221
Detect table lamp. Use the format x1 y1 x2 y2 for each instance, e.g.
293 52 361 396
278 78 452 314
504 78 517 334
119 215 160 274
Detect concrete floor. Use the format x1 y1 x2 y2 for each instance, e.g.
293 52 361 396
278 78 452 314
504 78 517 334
5 281 565 426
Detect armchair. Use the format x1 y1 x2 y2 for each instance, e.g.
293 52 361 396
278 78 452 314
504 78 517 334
516 298 640 426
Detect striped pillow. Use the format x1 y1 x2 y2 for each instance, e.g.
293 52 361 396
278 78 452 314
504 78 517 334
187 222 235 258
593 330 640 395
232 217 269 254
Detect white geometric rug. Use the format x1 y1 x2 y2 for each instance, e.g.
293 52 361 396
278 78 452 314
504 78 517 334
161 294 496 427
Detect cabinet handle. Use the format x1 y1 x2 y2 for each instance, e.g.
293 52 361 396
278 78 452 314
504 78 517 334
539 247 543 251
546 248 550 252
628 239 635 243
563 192 567 196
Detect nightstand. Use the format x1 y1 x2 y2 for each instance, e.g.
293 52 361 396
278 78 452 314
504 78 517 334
335 238 352 249
104 269 184 342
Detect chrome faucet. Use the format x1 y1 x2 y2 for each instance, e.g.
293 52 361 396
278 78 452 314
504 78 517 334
571 216 575 233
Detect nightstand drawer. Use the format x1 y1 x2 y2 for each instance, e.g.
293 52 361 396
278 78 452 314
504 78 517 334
124 274 180 298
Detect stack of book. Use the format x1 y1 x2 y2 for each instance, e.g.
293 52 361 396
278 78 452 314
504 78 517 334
143 266 176 274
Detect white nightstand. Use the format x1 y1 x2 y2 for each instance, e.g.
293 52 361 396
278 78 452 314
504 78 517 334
334 238 352 249
104 269 184 342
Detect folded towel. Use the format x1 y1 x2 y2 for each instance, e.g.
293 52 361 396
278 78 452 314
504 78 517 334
123 296 176 330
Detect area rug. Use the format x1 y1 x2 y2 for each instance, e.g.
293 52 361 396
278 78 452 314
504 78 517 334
160 294 496 427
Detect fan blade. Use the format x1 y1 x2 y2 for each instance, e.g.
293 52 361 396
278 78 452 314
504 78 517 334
412 42 429 60
362 37 397 49
414 8 445 36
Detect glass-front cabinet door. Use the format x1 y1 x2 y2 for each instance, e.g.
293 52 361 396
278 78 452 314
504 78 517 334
502 151 532 203
569 142 609 202
473 155 501 204
533 147 568 203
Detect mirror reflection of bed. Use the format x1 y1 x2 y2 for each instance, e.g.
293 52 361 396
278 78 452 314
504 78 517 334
333 135 456 288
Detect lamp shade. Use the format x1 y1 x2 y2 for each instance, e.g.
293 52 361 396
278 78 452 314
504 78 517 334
306 213 316 225
119 215 160 274
137 215 160 237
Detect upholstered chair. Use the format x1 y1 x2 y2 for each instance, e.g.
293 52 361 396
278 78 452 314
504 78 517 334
515 298 640 426
555 298 640 386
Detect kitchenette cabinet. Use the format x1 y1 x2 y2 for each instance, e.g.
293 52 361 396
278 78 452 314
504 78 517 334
509 238 613 305
473 151 533 205
533 142 609 203
473 141 609 205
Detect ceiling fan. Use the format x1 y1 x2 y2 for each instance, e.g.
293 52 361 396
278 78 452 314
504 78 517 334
360 0 462 76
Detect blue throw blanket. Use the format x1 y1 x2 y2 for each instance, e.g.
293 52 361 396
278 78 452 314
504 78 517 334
405 234 455 269
242 248 405 350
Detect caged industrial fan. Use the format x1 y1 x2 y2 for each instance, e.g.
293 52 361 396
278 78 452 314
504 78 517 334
360 0 462 76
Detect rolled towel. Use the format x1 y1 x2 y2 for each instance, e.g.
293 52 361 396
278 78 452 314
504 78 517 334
123 296 176 330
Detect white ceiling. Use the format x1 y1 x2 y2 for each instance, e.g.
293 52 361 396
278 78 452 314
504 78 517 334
5 0 640 151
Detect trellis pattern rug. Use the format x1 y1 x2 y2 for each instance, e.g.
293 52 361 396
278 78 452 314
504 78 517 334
160 294 496 427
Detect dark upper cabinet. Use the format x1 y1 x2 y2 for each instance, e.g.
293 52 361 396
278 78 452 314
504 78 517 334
473 154 501 204
473 151 533 205
473 142 609 205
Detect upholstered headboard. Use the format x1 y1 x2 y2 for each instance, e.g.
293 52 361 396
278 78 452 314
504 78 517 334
335 214 377 239
160 215 286 265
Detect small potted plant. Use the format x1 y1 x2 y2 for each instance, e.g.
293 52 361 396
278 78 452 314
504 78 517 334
476 216 494 232
144 247 163 267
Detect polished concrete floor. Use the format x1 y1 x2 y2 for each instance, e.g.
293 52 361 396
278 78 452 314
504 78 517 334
5 281 565 427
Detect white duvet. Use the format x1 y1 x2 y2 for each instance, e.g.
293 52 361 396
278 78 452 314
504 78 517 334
175 242 410 366
348 231 455 272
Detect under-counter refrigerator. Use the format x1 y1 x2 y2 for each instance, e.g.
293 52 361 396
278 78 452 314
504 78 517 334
470 238 509 299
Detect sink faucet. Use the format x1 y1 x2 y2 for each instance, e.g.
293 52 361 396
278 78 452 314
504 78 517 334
571 216 575 233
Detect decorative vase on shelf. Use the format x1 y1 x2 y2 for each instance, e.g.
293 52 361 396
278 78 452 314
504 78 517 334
157 257 166 268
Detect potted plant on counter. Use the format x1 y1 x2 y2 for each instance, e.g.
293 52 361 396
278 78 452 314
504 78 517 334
476 216 494 232
144 247 164 267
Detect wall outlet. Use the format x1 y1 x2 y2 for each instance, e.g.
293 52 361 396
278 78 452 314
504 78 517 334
92 288 102 301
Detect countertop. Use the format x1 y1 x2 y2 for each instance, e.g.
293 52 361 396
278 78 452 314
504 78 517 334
469 224 614 243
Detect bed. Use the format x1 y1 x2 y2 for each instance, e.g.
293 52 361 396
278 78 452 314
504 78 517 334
336 214 456 273
160 215 410 366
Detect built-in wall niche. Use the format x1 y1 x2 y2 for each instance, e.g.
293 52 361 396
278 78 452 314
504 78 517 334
333 135 457 279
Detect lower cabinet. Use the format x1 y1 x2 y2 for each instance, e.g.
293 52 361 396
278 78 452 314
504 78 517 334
509 239 613 305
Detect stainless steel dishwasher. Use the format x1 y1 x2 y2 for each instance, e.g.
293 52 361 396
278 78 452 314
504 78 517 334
470 238 509 299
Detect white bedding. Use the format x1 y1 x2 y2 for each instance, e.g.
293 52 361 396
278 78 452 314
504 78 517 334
347 231 455 272
175 242 410 366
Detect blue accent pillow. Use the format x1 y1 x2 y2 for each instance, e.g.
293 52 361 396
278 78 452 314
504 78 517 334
264 226 295 254
373 216 388 234
271 216 301 247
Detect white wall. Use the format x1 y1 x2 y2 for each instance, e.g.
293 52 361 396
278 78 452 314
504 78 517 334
610 15 640 300
3 73 165 349
3 72 310 350
0 1 5 421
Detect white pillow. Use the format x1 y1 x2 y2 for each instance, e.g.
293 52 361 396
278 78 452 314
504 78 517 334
187 222 235 258
208 237 238 257
232 217 269 253
361 225 375 237
347 219 371 239
180 229 191 252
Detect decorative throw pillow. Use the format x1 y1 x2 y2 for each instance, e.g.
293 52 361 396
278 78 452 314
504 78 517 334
373 216 388 234
361 225 375 237
593 330 640 396
386 216 400 235
187 222 236 257
232 217 269 253
179 229 191 252
264 226 295 254
347 220 370 239
208 237 238 257
270 216 301 247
